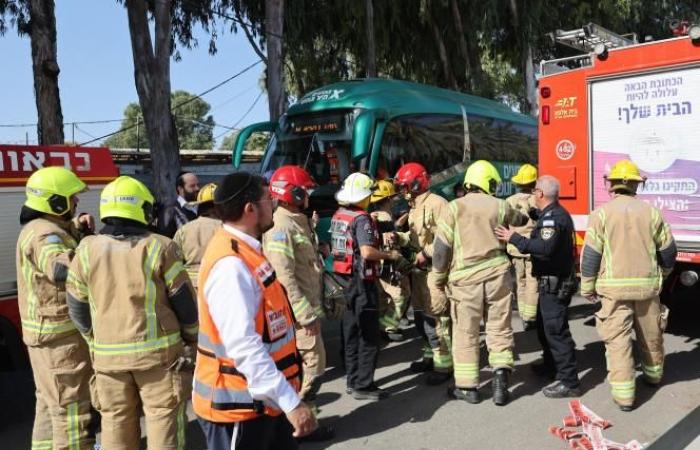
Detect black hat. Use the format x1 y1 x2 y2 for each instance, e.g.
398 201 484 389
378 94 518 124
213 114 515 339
215 172 256 205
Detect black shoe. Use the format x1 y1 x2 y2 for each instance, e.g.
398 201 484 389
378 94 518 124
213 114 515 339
522 320 537 331
530 362 556 379
352 385 389 401
345 386 354 395
382 330 405 342
410 359 434 373
618 403 635 412
642 376 661 388
542 382 581 398
448 386 480 404
492 369 510 406
426 371 452 386
297 424 335 442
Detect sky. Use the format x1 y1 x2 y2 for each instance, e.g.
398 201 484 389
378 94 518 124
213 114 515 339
0 0 269 148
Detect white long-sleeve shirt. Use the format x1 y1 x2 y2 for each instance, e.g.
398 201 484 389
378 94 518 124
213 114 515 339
203 224 301 413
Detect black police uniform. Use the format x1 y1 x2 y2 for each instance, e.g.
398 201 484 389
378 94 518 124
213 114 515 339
509 202 580 389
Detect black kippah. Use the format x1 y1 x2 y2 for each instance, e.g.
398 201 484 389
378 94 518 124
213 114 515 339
215 172 253 204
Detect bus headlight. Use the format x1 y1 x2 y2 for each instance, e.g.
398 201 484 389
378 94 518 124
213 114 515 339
679 270 699 287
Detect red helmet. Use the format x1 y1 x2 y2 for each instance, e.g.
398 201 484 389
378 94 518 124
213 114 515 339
269 165 316 205
395 162 430 195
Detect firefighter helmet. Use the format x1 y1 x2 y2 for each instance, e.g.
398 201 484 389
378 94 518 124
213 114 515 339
395 162 430 195
192 183 217 205
25 166 87 216
370 180 397 203
269 165 316 206
605 159 646 193
511 163 538 185
464 160 501 195
335 172 374 205
100 176 155 225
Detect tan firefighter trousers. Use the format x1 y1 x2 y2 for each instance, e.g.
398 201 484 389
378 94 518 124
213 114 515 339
413 270 453 373
450 270 515 388
595 296 668 407
27 333 95 450
377 277 410 333
512 257 538 322
296 327 327 402
95 365 189 450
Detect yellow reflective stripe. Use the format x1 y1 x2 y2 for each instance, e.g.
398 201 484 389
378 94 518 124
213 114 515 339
454 362 479 377
22 319 76 335
642 364 663 380
518 303 537 319
585 227 603 250
379 315 399 329
292 234 311 245
38 243 68 274
265 242 294 259
183 324 199 336
488 350 514 367
177 401 185 450
291 296 312 317
313 305 325 317
164 261 185 288
449 254 509 282
432 353 453 368
92 331 182 355
20 230 38 319
31 440 53 450
78 245 92 304
581 278 595 291
66 271 89 297
437 219 453 240
143 240 163 340
67 401 78 450
498 199 505 224
423 345 434 358
596 277 660 287
599 210 613 277
610 380 635 399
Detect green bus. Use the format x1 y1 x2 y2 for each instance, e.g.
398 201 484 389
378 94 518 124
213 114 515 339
233 79 537 238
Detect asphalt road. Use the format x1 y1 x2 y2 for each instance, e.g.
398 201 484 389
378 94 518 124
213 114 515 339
1 295 699 450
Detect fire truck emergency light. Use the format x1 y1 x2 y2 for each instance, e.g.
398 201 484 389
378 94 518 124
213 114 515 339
593 42 608 60
540 87 551 98
541 105 550 125
689 25 700 44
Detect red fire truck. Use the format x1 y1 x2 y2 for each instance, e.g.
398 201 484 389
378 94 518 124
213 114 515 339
0 145 119 370
538 24 700 301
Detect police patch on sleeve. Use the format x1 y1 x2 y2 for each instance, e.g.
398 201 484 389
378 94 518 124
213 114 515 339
45 234 62 244
272 231 287 242
540 227 555 240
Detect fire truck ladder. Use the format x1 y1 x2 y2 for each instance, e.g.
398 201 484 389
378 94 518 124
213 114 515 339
540 23 638 76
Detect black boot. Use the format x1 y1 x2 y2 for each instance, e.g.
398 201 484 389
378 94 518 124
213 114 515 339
426 371 452 386
410 359 434 373
448 386 480 404
492 369 510 406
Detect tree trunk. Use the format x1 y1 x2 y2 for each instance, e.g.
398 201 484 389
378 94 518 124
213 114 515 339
125 0 180 209
28 0 64 145
424 1 458 90
365 0 377 78
265 0 285 121
522 40 538 116
450 0 471 91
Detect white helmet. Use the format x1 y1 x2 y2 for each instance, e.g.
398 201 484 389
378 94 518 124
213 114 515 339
335 172 375 205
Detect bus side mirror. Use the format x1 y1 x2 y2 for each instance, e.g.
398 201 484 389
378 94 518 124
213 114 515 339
231 121 276 168
352 109 387 160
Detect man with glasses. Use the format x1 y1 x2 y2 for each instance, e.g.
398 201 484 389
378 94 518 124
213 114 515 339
495 175 581 398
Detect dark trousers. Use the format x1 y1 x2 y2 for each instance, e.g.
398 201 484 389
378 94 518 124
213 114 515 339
414 310 439 358
197 415 298 450
536 285 580 388
342 274 381 390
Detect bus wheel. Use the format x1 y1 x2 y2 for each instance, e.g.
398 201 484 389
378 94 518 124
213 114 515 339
0 318 29 371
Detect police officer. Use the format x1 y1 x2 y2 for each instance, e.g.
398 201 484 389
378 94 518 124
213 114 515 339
581 160 675 411
495 175 581 398
332 173 401 400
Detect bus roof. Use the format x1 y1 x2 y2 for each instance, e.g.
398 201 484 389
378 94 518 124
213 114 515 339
289 78 536 126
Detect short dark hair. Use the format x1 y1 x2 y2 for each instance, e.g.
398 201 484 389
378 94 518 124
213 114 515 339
215 172 266 222
176 171 194 189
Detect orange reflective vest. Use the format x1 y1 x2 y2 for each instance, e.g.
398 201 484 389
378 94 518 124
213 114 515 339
192 228 301 423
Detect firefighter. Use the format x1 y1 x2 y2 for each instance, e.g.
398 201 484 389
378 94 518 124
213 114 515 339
262 165 334 441
193 172 316 449
173 182 221 289
369 180 411 342
333 172 402 400
66 176 198 449
496 175 581 398
580 160 676 411
16 166 97 450
394 162 453 385
506 163 539 330
431 160 527 405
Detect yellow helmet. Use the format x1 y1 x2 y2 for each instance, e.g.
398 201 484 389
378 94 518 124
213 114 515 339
192 183 217 205
100 176 155 225
463 160 501 195
335 172 375 205
606 160 645 182
370 180 396 203
511 163 538 185
25 166 87 216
